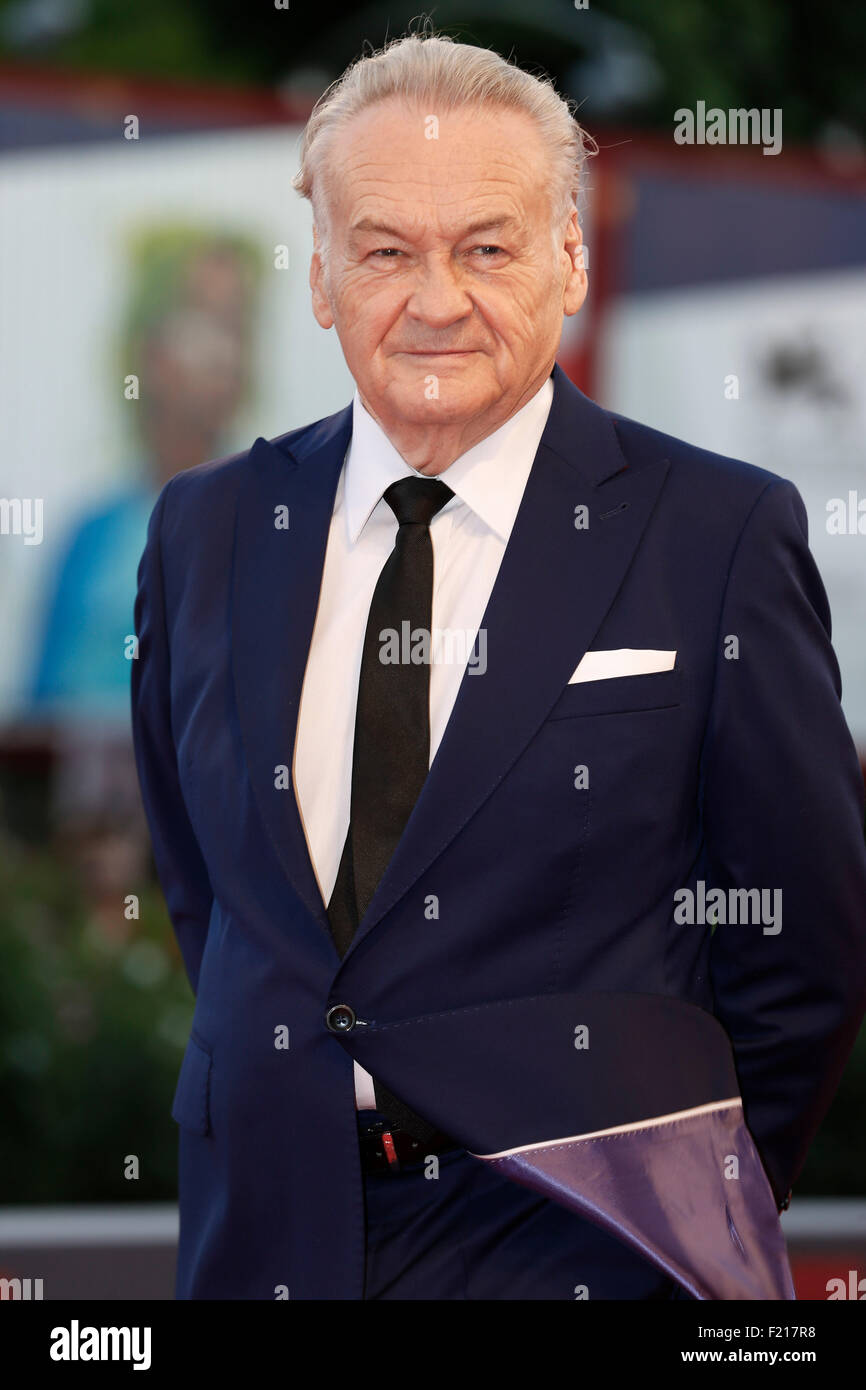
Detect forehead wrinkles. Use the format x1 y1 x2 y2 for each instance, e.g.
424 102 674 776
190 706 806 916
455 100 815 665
338 142 539 191
334 154 537 242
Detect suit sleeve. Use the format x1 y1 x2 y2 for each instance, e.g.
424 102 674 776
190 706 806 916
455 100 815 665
701 477 866 1208
131 479 214 995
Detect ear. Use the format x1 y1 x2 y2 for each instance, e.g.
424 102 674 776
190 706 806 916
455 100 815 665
310 225 334 330
563 206 588 318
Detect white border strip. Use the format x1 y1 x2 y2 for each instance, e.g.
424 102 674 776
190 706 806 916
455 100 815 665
1 1197 863 1248
0 1205 178 1246
471 1097 742 1160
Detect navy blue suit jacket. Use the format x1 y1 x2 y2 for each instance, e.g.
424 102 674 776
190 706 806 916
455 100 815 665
131 363 866 1299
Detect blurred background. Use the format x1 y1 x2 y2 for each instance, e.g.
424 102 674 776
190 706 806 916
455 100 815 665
0 0 864 1300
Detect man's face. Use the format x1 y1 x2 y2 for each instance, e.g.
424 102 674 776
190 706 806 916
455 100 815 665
310 99 587 431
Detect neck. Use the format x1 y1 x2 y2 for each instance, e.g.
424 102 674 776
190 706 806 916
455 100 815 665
358 366 552 476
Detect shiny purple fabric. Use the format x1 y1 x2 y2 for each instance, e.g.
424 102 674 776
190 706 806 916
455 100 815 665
480 1101 795 1300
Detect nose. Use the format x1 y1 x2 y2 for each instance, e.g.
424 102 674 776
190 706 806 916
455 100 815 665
405 254 474 331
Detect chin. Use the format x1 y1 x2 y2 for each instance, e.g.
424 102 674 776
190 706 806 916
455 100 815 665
381 371 495 423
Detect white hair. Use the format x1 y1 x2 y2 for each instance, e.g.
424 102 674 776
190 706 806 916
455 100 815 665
292 28 596 256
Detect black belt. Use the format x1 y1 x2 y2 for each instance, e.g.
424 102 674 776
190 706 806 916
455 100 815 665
357 1111 461 1174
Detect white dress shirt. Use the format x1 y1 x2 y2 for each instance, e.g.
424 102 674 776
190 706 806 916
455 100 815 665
293 374 555 1109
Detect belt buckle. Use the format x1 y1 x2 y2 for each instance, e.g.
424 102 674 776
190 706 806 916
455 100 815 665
380 1129 400 1171
359 1114 402 1172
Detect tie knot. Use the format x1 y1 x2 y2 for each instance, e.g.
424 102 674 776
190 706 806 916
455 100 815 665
383 475 454 528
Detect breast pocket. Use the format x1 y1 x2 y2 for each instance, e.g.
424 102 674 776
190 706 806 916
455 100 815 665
171 1032 213 1136
546 668 683 720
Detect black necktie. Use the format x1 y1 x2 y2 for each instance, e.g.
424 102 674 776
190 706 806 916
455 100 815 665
327 475 453 1143
328 474 454 958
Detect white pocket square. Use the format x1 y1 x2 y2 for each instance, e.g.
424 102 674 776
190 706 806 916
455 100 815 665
568 649 677 684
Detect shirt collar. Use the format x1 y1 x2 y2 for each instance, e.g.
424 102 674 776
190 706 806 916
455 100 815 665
344 373 555 545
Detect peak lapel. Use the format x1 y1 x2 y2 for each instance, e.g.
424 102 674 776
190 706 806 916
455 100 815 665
231 406 352 937
342 368 671 958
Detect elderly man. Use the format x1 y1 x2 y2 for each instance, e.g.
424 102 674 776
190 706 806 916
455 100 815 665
132 33 866 1301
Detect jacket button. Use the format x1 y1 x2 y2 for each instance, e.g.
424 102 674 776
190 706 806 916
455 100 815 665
325 1004 356 1033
